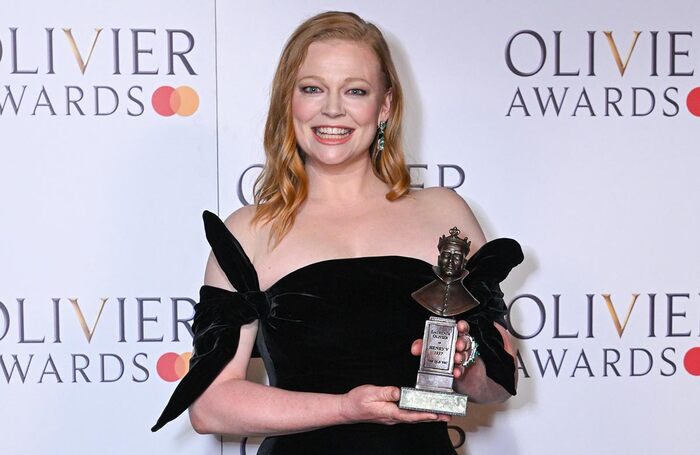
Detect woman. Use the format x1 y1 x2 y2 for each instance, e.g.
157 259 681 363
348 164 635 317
153 11 522 454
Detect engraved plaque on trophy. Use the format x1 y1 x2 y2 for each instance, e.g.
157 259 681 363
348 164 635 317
399 227 480 416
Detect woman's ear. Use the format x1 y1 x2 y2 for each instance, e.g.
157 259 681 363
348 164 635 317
379 88 393 122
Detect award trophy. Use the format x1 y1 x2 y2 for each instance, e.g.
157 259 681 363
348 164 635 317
399 227 480 416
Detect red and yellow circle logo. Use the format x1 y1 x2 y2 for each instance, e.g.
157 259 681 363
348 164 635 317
151 86 199 117
684 347 700 376
686 87 700 117
157 352 192 382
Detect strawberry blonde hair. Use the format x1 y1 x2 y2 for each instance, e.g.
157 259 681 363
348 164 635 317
252 11 410 248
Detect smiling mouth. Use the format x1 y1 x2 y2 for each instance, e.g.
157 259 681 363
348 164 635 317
313 126 354 139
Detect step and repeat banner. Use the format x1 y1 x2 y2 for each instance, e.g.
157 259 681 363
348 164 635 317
1 1 698 454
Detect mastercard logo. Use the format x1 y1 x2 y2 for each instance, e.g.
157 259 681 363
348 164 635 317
152 86 199 117
686 87 700 117
157 352 192 382
684 347 700 376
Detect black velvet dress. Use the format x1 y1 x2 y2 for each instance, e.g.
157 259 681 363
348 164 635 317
152 211 523 455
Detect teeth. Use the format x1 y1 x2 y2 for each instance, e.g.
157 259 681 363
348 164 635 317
315 127 351 135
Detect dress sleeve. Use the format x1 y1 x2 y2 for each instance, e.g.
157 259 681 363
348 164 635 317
151 211 266 432
458 238 524 396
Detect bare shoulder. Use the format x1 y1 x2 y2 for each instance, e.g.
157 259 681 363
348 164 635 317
222 205 258 239
411 187 487 253
221 204 261 261
411 186 468 208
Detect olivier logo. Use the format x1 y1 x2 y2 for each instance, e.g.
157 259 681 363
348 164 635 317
0 27 199 117
504 30 700 117
0 296 195 384
508 292 700 379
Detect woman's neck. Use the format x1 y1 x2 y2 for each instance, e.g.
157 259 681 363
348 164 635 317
304 155 388 206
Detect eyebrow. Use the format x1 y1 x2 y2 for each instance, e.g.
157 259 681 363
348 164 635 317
296 75 372 85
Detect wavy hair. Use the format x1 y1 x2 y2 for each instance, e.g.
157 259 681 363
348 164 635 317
252 11 410 248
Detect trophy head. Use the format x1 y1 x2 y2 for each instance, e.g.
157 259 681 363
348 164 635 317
437 227 471 278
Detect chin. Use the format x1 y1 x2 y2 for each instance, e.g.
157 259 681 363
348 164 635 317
306 149 367 166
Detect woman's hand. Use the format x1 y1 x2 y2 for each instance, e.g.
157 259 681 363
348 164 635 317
410 320 475 380
338 385 451 425
411 320 515 403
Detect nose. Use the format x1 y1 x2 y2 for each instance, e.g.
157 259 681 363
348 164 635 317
321 92 345 118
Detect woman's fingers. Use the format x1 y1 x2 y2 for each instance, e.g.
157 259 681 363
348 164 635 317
343 385 453 425
454 350 466 366
390 404 451 423
455 334 473 353
394 408 437 422
457 320 469 334
415 320 474 379
374 385 452 423
380 386 400 402
395 409 449 423
455 320 471 357
410 338 422 356
454 325 476 376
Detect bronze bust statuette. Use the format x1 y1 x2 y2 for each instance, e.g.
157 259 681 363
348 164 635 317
399 227 479 416
411 226 480 316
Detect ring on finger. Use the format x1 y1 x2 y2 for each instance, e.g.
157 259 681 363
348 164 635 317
463 334 472 350
460 335 479 368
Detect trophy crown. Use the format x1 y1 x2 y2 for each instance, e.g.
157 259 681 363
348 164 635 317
438 226 471 253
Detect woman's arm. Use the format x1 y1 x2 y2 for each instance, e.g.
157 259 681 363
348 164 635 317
188 318 345 436
189 252 451 437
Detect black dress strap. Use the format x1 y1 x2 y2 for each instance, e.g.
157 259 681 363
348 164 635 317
151 211 267 432
458 238 524 396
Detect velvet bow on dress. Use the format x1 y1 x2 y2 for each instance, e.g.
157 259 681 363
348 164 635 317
151 211 265 432
458 238 524 396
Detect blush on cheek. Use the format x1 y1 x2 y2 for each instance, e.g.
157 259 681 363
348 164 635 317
291 93 317 123
345 99 382 124
291 93 316 152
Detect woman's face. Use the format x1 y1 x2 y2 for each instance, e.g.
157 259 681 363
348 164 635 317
292 39 392 167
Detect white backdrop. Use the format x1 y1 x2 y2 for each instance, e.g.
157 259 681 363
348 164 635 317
1 1 699 454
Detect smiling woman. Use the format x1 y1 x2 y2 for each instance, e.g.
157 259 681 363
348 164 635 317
291 39 391 168
152 11 522 455
252 12 409 250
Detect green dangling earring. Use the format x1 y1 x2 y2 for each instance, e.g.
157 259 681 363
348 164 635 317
376 120 387 153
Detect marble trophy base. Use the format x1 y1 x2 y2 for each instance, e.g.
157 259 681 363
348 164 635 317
399 387 468 416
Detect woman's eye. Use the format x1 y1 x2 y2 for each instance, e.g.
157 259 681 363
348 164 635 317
301 86 321 94
347 88 367 96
